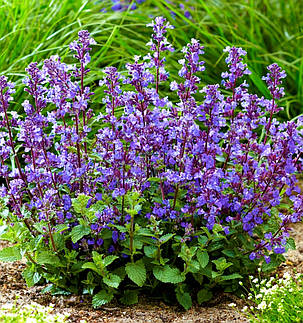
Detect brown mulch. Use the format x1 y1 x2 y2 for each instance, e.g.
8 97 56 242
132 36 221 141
1 223 303 323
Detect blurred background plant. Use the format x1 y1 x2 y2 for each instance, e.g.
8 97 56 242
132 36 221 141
1 0 302 119
0 300 69 322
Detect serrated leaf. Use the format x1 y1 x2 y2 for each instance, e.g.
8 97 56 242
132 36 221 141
92 290 114 308
197 289 213 304
103 274 121 288
197 250 209 269
144 245 157 258
22 268 37 287
120 290 139 305
153 265 185 283
125 260 146 287
176 290 192 310
70 225 90 243
53 233 65 251
36 251 62 267
0 246 21 262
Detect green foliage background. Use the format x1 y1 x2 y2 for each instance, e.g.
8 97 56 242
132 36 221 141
1 0 302 118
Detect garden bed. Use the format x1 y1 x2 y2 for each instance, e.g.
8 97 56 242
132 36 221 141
1 223 302 322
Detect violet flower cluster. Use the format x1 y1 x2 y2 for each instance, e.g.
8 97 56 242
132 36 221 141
0 16 303 266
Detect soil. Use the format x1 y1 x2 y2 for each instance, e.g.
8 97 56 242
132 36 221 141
1 223 302 323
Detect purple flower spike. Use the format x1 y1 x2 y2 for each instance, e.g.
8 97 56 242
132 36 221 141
262 63 286 101
221 46 251 90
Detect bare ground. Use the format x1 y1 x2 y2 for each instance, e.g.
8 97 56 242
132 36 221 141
1 223 302 323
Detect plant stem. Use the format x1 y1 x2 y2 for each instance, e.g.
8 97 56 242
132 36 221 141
129 215 134 263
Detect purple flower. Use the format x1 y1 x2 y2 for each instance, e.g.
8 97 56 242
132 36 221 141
96 238 104 246
96 193 102 200
112 230 119 243
264 255 271 264
91 223 98 231
87 238 95 245
249 252 256 261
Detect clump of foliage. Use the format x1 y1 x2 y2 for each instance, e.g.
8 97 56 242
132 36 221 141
0 300 69 323
0 16 302 309
240 272 303 322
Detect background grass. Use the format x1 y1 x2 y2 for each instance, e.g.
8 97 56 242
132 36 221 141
0 0 302 118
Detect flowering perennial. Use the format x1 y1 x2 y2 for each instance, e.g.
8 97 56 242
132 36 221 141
0 16 302 309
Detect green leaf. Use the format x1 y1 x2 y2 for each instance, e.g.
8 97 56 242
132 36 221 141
55 224 69 233
103 255 119 267
200 262 212 279
82 262 101 275
221 273 242 281
110 224 128 233
188 260 200 273
197 250 209 269
103 274 121 289
197 289 213 304
212 257 232 271
285 238 296 250
70 225 90 243
92 290 114 308
125 260 146 287
0 246 21 262
72 194 91 214
176 290 192 310
159 233 174 244
113 266 126 280
144 245 157 258
0 225 7 237
53 233 65 251
22 268 41 287
137 228 154 237
261 254 285 272
36 251 62 267
120 290 139 305
147 177 162 183
222 249 236 258
193 273 204 285
198 235 208 246
153 265 185 284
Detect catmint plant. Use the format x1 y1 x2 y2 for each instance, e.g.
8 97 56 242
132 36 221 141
0 16 302 310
